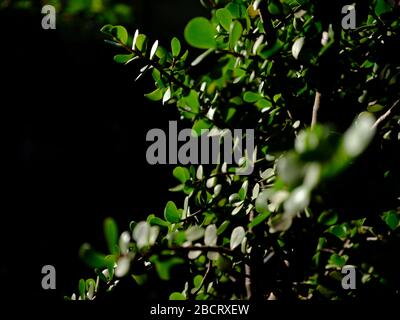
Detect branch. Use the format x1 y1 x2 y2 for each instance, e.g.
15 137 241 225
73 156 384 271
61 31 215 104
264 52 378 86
170 245 233 255
372 99 400 129
311 91 321 128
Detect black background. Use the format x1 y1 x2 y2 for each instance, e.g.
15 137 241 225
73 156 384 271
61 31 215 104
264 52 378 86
1 0 206 302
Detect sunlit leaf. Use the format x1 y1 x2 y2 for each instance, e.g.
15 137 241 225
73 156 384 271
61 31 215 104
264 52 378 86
164 201 181 224
230 226 245 250
292 37 305 60
216 8 232 32
112 25 128 44
229 21 243 50
169 292 186 300
173 166 190 184
204 224 217 246
184 17 216 49
104 218 118 254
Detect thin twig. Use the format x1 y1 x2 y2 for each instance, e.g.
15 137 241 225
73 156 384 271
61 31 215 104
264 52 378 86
245 210 254 300
180 208 205 222
192 262 212 296
171 245 233 255
311 91 321 128
372 99 400 129
245 264 252 300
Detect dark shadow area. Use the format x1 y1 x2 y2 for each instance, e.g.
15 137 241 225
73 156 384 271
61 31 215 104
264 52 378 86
1 0 205 302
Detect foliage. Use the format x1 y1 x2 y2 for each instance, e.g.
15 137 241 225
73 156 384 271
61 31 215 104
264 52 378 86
4 0 134 25
70 0 400 300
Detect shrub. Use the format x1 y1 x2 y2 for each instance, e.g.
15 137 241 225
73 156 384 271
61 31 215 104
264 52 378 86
70 0 400 301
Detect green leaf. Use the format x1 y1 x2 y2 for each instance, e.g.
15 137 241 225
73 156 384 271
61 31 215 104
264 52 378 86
173 166 190 184
192 119 212 137
144 88 163 101
230 226 245 250
382 210 399 230
249 211 271 228
135 34 147 51
216 8 233 32
226 2 241 18
375 0 393 16
85 280 95 300
111 25 128 44
156 46 167 60
328 224 348 240
164 201 181 223
104 218 119 254
132 274 148 285
229 97 243 105
328 254 347 268
79 244 109 268
367 104 384 113
184 17 216 49
100 24 114 35
217 220 230 235
318 211 338 226
255 99 272 110
216 255 232 272
243 91 261 103
193 275 203 288
229 21 243 50
174 231 187 246
183 90 200 115
273 94 282 103
169 184 185 192
238 181 248 200
169 292 186 300
147 215 170 228
150 256 185 281
86 278 96 292
113 53 135 64
171 37 181 57
260 39 283 59
79 279 86 300
268 1 281 15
